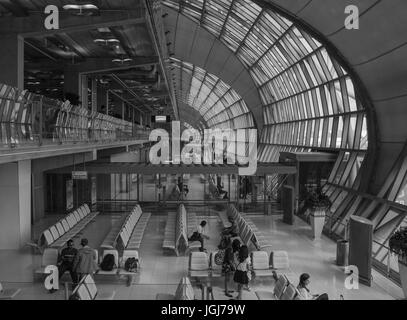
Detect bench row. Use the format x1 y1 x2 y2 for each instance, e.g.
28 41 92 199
101 205 150 250
188 250 289 279
163 205 188 256
163 205 200 255
39 204 98 249
72 274 116 300
35 247 140 279
120 211 151 250
226 204 273 250
156 277 195 300
255 274 299 300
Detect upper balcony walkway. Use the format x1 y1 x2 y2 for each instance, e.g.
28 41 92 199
0 83 150 163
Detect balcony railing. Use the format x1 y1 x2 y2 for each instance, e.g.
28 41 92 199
0 83 150 150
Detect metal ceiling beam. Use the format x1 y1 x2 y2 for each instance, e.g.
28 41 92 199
48 162 297 175
55 33 92 58
24 40 59 62
71 56 159 74
109 74 153 112
107 89 145 114
144 0 179 120
24 57 159 74
0 12 146 36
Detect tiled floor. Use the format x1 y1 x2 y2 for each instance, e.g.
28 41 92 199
0 208 404 300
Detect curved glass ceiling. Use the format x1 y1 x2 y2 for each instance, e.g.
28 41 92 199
169 58 255 129
163 0 368 162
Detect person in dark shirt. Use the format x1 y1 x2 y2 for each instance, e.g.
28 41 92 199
58 240 78 285
223 239 241 297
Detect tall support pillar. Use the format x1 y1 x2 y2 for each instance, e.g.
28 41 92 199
91 78 97 112
0 34 24 90
80 75 88 109
0 161 31 249
106 90 110 115
32 172 45 223
97 85 107 113
63 66 80 97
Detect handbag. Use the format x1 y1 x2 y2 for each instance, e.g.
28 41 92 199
247 269 255 281
214 250 225 266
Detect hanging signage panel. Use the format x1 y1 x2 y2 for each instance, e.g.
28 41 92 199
72 171 88 180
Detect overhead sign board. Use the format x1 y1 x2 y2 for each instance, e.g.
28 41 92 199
72 171 88 180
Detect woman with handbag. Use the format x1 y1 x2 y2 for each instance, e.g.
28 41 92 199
223 239 241 297
233 245 250 300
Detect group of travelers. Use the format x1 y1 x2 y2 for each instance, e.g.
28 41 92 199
217 216 329 300
50 238 97 293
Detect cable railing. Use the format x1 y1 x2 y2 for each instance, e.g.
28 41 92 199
0 83 151 150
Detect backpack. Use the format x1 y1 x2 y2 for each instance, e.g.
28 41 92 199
124 257 139 273
100 254 115 271
214 249 225 265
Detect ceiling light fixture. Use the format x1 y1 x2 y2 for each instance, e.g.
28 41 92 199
63 1 99 16
112 57 133 64
94 38 120 45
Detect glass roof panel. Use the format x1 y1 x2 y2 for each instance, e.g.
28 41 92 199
168 58 254 129
163 0 367 155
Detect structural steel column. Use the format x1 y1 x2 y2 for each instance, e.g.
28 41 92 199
91 78 97 112
0 34 24 90
0 160 31 249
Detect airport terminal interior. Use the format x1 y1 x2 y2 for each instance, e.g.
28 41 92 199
0 0 407 300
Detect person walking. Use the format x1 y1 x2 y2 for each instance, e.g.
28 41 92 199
223 239 241 297
233 245 251 300
73 238 98 283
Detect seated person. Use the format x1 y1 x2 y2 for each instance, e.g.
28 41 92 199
50 240 78 293
217 182 228 199
222 217 239 238
188 221 210 252
296 273 329 300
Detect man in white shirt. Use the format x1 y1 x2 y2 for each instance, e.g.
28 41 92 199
188 221 210 252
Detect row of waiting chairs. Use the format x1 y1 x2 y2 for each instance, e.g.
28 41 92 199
156 277 196 300
120 208 151 250
255 274 298 300
101 213 132 249
188 251 289 279
227 204 272 250
162 212 177 253
34 247 140 281
39 204 98 249
101 205 150 251
71 274 116 300
162 205 188 256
